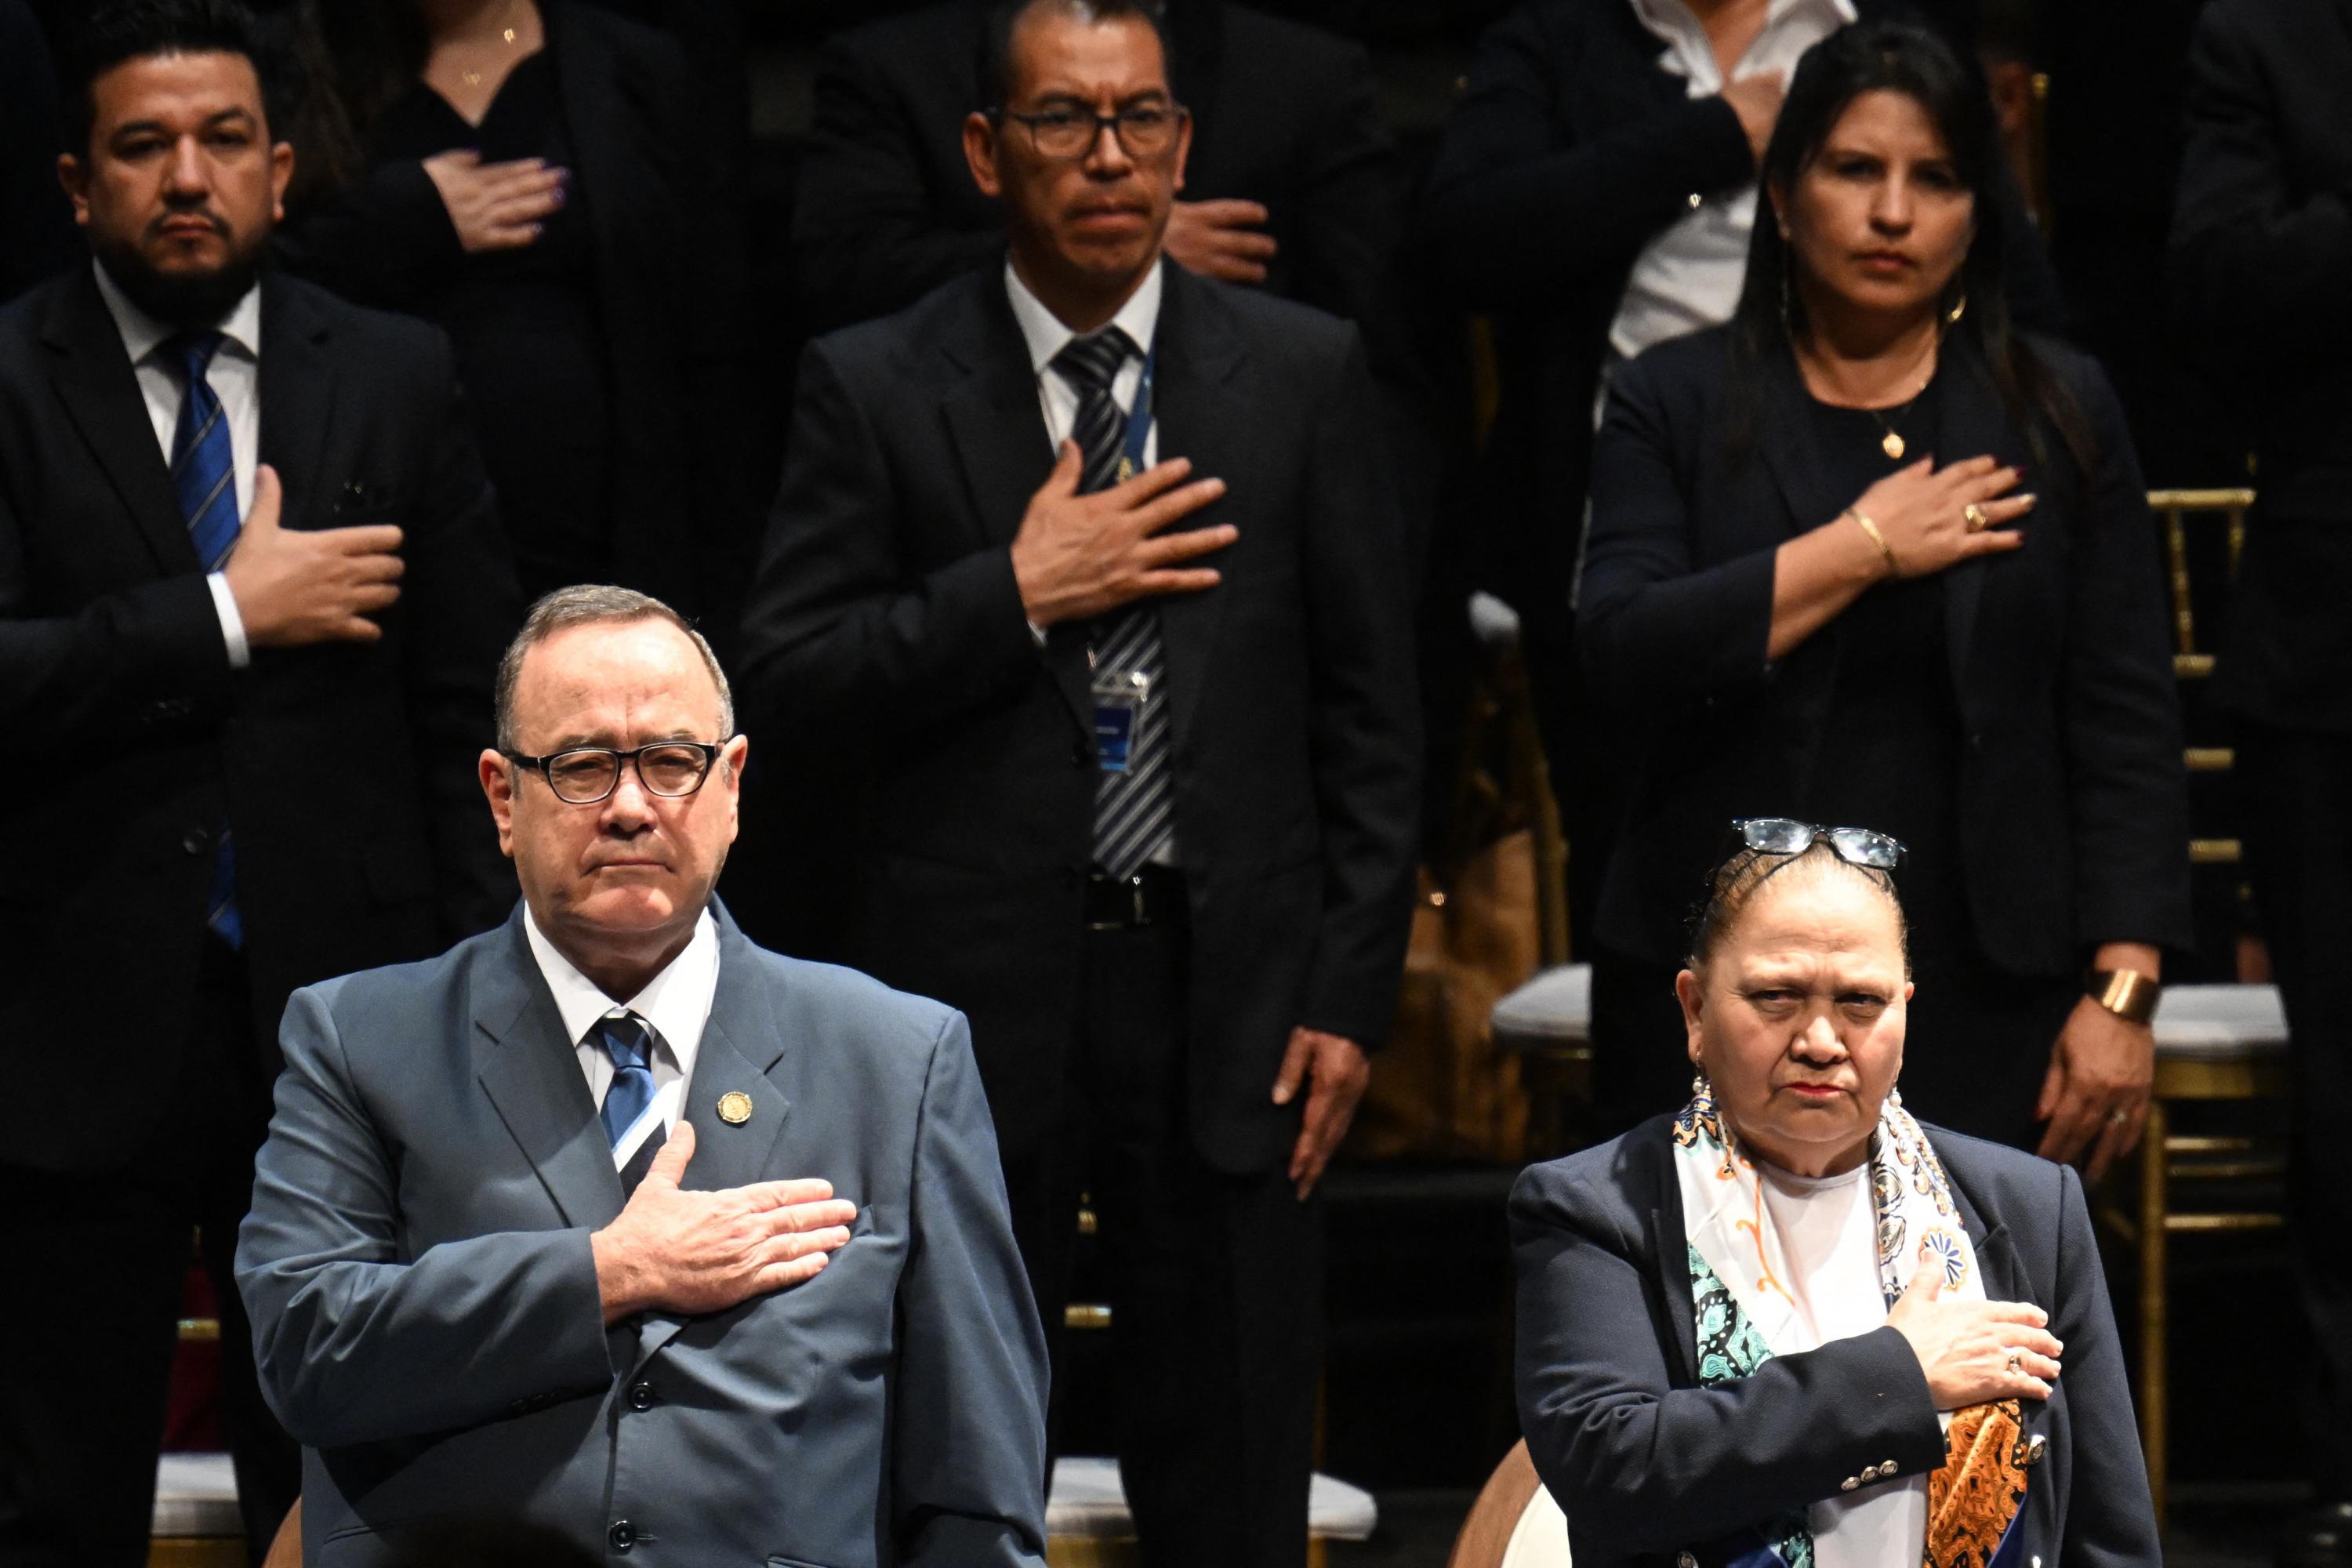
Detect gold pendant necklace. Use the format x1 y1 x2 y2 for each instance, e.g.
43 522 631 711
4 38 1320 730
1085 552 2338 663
459 0 522 87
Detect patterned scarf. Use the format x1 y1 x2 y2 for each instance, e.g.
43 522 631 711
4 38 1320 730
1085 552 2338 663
1672 1084 2030 1568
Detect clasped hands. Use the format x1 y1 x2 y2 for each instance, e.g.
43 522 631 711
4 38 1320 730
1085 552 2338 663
590 1122 858 1324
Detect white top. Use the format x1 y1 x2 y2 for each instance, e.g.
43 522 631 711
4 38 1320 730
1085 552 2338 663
1755 1160 1929 1568
1606 0 1857 364
523 905 720 1161
92 258 259 668
1004 256 1163 470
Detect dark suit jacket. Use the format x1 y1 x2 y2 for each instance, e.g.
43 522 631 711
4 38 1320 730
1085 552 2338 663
2169 0 2352 728
236 903 1047 1567
0 266 519 1173
1419 0 2067 625
273 1 750 635
787 0 1405 340
737 262 1419 1174
1578 326 2191 975
1511 1115 2160 1568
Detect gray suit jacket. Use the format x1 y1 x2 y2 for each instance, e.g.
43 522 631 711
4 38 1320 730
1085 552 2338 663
235 902 1049 1567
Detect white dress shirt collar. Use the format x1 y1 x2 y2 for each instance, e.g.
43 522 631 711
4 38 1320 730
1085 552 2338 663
522 903 722 1073
1005 255 1165 376
92 256 263 368
1628 0 1857 91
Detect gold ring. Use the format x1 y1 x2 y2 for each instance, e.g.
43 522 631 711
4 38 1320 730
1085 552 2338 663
1963 503 1988 533
2006 1350 2022 1373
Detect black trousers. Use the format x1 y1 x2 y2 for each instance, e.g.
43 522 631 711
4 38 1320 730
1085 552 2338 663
0 940 298 1568
2238 719 2352 1497
998 907 1324 1568
1590 939 2071 1151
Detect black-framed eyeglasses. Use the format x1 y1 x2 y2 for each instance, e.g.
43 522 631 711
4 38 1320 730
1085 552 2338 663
503 741 730 805
1733 818 1907 870
994 101 1187 159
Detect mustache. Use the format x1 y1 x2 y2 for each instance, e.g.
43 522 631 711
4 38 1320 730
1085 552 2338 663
147 205 231 241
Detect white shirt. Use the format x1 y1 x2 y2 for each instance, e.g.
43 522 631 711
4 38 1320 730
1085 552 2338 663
1004 256 1163 470
523 905 720 1160
1756 1161 1929 1568
1606 0 1856 364
92 259 260 669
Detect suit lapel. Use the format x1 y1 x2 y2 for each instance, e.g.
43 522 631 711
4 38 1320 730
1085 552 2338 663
673 914 795 1192
1632 1124 1699 1386
941 277 1094 733
1944 1156 2056 1479
550 7 646 376
633 908 795 1370
1929 342 2026 706
40 271 195 574
1143 267 1241 748
256 278 335 534
1755 343 1852 555
474 910 625 1232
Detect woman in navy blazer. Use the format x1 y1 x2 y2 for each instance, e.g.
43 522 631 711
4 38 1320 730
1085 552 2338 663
1512 828 2159 1568
1576 20 2189 1165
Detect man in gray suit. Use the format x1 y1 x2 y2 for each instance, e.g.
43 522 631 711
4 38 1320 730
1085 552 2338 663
235 585 1049 1566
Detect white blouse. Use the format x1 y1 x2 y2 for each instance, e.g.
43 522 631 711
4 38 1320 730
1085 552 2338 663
1757 1161 1930 1568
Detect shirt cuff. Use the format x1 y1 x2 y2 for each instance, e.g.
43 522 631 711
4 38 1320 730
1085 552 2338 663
207 572 251 669
1028 619 1048 648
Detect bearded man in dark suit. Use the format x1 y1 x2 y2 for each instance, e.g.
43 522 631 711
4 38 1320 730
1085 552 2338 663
0 3 517 1560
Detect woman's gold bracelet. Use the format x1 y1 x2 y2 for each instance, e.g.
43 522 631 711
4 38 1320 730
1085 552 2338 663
2088 968 2161 1025
1845 508 1899 576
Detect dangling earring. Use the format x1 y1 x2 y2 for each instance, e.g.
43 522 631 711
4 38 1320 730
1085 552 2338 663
1945 292 1968 326
1692 1069 1712 1099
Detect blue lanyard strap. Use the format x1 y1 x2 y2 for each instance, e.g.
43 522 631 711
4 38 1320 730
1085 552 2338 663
1117 340 1156 481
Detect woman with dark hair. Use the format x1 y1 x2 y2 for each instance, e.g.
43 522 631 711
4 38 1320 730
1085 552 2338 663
273 0 745 622
1577 18 2190 1172
1513 825 2158 1568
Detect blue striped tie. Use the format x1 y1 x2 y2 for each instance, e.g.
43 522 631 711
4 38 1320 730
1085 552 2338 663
597 1014 667 1196
169 332 242 946
1051 330 1176 878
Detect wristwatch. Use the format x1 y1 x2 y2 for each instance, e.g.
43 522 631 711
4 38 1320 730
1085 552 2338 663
2086 968 2161 1025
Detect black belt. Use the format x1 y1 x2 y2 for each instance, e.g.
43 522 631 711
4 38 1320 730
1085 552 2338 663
1084 864 1186 929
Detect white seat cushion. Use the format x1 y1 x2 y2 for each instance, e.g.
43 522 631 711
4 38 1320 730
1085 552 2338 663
1502 1482 1573 1568
152 1451 241 1537
2151 983 2288 1061
1045 1456 1377 1541
1491 964 1594 1053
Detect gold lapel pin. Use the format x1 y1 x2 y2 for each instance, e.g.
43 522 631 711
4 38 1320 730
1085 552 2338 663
717 1091 753 1126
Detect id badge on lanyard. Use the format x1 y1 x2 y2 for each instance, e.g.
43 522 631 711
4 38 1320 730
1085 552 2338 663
1091 341 1158 774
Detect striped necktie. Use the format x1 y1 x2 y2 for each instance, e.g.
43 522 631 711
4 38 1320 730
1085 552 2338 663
597 1013 668 1196
1051 329 1176 879
169 332 242 946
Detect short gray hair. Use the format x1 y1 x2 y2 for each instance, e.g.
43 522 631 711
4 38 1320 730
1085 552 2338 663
494 585 735 753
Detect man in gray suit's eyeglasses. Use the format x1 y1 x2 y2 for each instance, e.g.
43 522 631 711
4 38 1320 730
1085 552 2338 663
235 583 1050 1567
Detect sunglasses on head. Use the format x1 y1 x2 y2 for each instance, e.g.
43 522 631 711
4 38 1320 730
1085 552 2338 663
1733 818 1906 871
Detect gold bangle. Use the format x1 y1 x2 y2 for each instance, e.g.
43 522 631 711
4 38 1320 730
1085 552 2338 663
2087 968 2161 1025
1845 508 1899 575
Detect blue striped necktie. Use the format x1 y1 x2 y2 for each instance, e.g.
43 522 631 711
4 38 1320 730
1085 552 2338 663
169 332 242 946
1052 329 1176 879
597 1013 667 1196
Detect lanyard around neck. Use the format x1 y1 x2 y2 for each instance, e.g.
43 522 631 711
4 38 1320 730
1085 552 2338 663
1116 339 1157 483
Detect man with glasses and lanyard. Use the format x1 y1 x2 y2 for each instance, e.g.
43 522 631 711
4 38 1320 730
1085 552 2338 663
738 2 1418 1561
237 585 1049 1564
